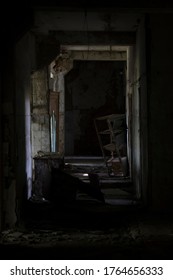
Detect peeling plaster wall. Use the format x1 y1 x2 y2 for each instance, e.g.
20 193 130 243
149 14 173 211
49 55 73 155
31 68 50 158
69 50 126 61
65 60 126 155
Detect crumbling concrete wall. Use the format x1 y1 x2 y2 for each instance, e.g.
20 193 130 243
31 68 50 158
49 54 73 155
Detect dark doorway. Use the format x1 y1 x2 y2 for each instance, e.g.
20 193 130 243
65 60 126 156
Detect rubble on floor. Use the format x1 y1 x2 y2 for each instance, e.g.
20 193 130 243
1 158 172 260
1 203 173 260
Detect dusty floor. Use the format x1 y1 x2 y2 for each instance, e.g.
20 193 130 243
1 199 173 260
1 158 173 260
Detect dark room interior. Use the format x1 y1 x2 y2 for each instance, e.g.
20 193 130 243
1 0 173 260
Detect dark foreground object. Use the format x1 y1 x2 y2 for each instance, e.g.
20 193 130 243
50 168 105 203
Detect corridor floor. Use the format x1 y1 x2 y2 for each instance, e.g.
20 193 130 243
1 199 173 260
